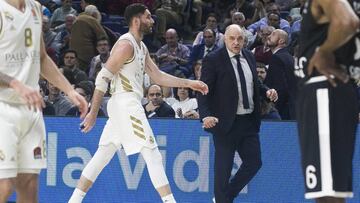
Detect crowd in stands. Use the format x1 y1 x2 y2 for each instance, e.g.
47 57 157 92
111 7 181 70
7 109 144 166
38 0 309 120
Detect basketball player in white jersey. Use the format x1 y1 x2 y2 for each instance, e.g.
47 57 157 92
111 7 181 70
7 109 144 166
68 3 208 203
0 0 88 202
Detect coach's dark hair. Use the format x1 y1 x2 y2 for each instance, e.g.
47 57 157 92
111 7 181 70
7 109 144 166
124 3 148 26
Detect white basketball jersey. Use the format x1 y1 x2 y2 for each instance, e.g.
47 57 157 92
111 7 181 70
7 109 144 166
110 33 147 100
0 0 42 104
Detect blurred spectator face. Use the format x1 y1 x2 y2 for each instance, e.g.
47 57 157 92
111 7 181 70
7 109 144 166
193 61 202 80
266 30 280 48
203 30 215 48
177 87 190 101
65 15 76 31
42 16 50 32
256 64 267 82
259 26 274 44
64 52 77 68
80 0 86 10
147 85 163 106
206 16 218 30
139 9 155 35
232 13 245 27
75 87 90 102
266 4 280 15
62 0 72 9
165 29 178 48
48 83 60 96
268 13 280 28
96 40 110 55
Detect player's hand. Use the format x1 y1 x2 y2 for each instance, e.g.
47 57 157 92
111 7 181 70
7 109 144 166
188 80 208 95
202 116 219 129
266 88 278 102
308 48 349 87
12 80 45 112
67 90 88 119
80 112 97 133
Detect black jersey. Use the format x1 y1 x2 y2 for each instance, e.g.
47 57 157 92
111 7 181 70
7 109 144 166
335 0 360 81
295 0 329 80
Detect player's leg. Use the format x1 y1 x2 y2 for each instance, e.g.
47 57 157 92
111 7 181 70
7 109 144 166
0 176 16 203
140 147 176 203
14 172 39 203
68 143 117 203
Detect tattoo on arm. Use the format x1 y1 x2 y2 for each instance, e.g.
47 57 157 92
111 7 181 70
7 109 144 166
0 72 14 88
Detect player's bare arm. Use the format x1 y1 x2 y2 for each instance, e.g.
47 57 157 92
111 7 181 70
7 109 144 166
39 34 88 118
308 0 360 86
0 71 45 111
81 40 133 133
145 53 209 95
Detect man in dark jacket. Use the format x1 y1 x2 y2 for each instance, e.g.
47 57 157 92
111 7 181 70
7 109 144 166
143 84 175 118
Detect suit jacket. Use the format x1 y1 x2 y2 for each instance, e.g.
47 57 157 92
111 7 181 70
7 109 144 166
197 47 269 136
143 101 175 118
264 48 296 118
189 44 219 65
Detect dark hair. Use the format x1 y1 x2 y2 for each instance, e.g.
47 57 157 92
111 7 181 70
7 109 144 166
75 80 94 96
124 3 148 25
173 87 194 100
63 49 78 58
206 13 218 22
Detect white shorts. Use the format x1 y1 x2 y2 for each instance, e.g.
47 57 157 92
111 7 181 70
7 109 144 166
0 101 46 178
99 94 157 155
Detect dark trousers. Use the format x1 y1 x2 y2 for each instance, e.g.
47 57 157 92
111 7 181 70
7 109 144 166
213 114 262 203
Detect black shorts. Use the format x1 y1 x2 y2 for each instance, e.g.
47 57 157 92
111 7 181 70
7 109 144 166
296 76 358 199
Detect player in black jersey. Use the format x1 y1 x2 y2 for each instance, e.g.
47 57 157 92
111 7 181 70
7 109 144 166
295 0 359 203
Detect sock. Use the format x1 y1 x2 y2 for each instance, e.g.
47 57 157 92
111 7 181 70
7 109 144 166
161 194 176 203
68 188 86 203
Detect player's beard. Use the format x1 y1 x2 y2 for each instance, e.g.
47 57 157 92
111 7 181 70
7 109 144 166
140 22 153 35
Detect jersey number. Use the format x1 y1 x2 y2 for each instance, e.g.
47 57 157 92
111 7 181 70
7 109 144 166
305 165 317 189
25 28 32 47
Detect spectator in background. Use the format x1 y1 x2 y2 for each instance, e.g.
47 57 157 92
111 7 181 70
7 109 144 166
189 29 218 68
267 12 281 29
193 60 202 80
143 84 175 118
193 13 224 48
251 25 274 65
61 50 89 85
53 14 76 57
172 87 199 119
89 38 111 80
42 15 58 62
66 81 106 117
247 3 290 34
264 29 296 120
225 0 255 27
231 12 255 48
154 0 186 43
70 4 107 73
256 62 281 120
44 82 74 116
50 0 77 27
156 28 190 77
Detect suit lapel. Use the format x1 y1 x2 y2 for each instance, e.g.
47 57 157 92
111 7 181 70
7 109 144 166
221 48 238 86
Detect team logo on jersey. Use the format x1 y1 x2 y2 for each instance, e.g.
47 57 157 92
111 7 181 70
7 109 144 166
4 11 14 21
33 146 42 159
0 150 5 161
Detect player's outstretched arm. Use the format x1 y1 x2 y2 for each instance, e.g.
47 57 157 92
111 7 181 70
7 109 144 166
0 72 45 111
145 53 208 95
81 40 133 133
39 35 88 118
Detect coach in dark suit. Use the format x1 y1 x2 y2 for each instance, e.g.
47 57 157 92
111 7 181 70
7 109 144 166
265 29 296 120
197 24 278 203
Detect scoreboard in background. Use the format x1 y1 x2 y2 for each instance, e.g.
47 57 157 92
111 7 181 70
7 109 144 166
9 118 360 203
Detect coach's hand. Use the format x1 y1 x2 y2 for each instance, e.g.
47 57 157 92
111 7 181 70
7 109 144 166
308 48 349 87
67 90 88 119
203 116 219 129
80 112 97 133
